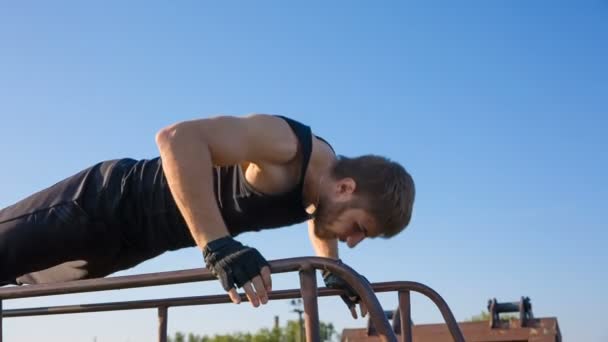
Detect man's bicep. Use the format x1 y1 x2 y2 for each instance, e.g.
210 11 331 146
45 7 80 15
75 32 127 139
165 114 298 166
204 114 299 165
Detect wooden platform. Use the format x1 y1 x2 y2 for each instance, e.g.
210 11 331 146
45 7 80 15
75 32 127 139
341 318 562 342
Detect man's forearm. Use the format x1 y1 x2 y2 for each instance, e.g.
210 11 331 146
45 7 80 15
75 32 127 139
308 220 339 259
157 126 230 249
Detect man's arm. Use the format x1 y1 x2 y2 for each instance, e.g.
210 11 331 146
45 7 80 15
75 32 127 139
308 219 368 319
307 219 338 259
156 114 297 247
155 114 298 306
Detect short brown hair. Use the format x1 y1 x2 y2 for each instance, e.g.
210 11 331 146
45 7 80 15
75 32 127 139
331 155 415 238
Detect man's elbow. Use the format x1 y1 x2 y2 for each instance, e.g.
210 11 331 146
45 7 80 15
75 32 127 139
155 121 201 150
155 125 174 148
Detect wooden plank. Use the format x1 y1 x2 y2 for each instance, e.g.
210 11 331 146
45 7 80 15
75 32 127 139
342 318 560 342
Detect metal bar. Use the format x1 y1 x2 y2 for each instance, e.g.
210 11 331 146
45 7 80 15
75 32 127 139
299 265 320 342
0 259 464 342
1 282 463 341
158 306 167 342
0 259 301 300
1 288 345 317
0 268 212 300
324 263 396 342
374 282 465 342
494 302 520 313
519 300 525 327
0 258 399 341
398 291 412 342
1 299 3 342
0 258 359 299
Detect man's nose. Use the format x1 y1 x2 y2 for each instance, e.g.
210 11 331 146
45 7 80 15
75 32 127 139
346 232 365 248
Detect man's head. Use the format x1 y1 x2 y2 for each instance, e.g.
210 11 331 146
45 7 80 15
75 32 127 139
313 155 415 248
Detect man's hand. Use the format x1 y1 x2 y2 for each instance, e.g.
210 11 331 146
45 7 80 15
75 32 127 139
322 267 368 319
202 236 272 307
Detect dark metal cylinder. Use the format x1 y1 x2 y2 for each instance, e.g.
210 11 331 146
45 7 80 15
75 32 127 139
1 299 3 342
299 265 320 342
158 306 168 342
494 302 520 313
398 291 412 342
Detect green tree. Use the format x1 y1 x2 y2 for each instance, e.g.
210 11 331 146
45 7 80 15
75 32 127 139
468 310 490 322
467 310 518 322
168 320 337 342
173 332 185 342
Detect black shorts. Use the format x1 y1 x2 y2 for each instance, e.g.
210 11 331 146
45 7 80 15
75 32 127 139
0 158 195 285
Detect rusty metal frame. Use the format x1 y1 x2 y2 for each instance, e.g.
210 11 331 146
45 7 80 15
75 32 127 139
0 257 465 342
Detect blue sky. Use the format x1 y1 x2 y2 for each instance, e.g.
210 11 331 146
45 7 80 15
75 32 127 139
1 1 606 341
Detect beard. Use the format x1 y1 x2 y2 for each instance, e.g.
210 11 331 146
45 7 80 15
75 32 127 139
312 194 349 240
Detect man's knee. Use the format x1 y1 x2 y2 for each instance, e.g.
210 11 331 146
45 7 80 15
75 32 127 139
16 260 89 285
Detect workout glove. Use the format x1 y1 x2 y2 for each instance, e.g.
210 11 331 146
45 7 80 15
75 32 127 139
322 261 369 319
203 236 269 291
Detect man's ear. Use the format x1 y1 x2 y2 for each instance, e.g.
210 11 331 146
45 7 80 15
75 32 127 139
336 177 356 199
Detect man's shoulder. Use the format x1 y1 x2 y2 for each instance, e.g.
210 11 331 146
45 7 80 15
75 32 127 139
270 115 336 154
314 134 335 154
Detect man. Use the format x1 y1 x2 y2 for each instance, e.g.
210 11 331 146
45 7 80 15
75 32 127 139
0 114 415 318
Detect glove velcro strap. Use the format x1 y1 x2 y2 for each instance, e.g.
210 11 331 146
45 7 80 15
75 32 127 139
203 237 269 291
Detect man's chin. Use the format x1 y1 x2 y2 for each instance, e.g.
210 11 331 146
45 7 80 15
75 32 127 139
313 226 337 240
316 232 337 240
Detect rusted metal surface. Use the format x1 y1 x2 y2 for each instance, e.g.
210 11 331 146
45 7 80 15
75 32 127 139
158 306 168 342
0 258 360 299
0 268 218 300
370 282 464 342
2 287 395 317
398 291 412 342
488 296 534 328
353 296 557 342
0 257 465 342
343 318 562 342
299 265 320 342
344 317 562 342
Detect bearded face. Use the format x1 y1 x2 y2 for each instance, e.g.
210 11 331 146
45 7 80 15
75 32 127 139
312 192 349 239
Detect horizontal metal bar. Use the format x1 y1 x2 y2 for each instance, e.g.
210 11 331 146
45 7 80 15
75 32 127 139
0 258 305 300
2 282 457 324
0 257 396 336
1 288 347 317
0 258 466 342
2 281 464 341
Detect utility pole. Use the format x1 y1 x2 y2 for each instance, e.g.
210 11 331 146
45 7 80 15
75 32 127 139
290 299 304 342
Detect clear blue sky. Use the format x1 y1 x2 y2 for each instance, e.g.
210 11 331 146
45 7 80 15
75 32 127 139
1 1 606 341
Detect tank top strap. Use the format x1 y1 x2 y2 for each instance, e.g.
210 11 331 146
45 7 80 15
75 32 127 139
273 115 313 188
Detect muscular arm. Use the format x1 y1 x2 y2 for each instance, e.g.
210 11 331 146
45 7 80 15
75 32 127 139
156 114 298 249
309 219 368 318
156 114 299 306
155 131 225 247
308 219 339 259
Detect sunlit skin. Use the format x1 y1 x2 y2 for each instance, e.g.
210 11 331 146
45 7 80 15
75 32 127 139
311 177 380 248
308 178 379 318
156 114 396 313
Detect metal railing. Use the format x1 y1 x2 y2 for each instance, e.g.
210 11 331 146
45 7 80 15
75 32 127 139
0 257 465 342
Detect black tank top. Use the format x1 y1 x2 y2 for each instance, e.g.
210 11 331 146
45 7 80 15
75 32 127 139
212 115 312 236
117 116 321 251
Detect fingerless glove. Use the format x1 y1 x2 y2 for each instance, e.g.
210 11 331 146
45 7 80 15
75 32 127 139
203 236 269 291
